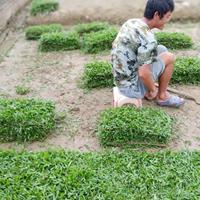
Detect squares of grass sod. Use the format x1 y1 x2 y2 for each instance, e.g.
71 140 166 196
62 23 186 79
82 61 113 89
81 28 118 54
172 57 200 84
38 31 80 52
74 21 110 35
25 24 63 40
97 106 173 146
0 150 199 199
0 98 55 142
155 32 193 49
31 0 59 16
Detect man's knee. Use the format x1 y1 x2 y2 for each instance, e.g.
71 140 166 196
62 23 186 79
159 52 176 66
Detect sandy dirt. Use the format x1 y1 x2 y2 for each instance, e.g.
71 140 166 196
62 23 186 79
0 3 200 152
0 0 30 31
27 0 200 26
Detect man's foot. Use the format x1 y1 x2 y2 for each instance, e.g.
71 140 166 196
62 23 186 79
157 95 185 108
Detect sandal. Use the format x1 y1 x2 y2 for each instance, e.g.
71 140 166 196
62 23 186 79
157 95 185 108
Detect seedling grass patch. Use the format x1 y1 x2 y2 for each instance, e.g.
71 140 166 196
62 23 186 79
39 31 80 52
82 61 113 89
0 98 55 142
25 24 63 40
29 22 117 53
0 150 199 199
97 106 173 146
31 0 59 16
81 28 118 53
172 57 200 84
74 21 110 35
16 86 30 95
155 32 193 49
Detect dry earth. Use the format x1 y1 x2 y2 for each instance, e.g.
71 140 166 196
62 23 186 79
0 2 200 152
27 0 200 25
0 0 30 31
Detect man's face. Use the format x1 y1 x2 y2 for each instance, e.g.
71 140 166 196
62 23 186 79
155 11 172 30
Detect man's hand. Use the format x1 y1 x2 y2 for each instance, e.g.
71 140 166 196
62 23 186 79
145 88 158 100
138 64 158 100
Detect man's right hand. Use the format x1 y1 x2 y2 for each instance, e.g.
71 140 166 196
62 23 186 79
144 88 158 100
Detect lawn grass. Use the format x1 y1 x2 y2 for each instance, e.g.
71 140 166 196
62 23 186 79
155 32 193 49
97 107 173 147
172 57 200 84
0 150 199 199
39 31 80 52
31 0 59 16
82 61 113 89
16 86 30 95
74 21 110 35
81 28 118 54
30 22 116 53
0 98 55 142
25 24 63 40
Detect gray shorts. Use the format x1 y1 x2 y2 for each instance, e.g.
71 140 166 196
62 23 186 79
119 45 167 99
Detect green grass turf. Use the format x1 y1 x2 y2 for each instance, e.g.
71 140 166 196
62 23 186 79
0 150 199 199
97 107 173 147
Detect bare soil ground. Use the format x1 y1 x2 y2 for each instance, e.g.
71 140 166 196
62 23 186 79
27 0 200 25
0 0 30 31
0 3 200 152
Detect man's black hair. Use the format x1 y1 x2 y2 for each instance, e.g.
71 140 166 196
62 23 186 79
144 0 175 19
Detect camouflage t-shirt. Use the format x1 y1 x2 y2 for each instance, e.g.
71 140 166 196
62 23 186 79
111 18 158 88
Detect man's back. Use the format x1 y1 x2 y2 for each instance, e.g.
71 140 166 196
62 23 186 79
111 18 158 90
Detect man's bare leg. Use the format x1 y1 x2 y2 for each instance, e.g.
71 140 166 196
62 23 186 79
157 52 175 101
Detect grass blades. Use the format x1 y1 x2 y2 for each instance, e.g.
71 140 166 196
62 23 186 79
0 150 199 199
39 31 80 52
172 57 200 84
82 61 113 89
31 0 59 16
16 86 30 95
0 98 55 142
97 106 173 146
155 32 193 49
74 21 110 35
81 28 118 54
25 24 63 40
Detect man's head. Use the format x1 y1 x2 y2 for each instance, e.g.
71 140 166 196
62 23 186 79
144 0 175 29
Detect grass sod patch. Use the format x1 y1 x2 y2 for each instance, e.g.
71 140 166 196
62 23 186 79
155 32 193 49
0 150 199 199
74 21 110 35
172 57 200 84
31 0 59 16
81 28 118 54
0 98 55 142
25 24 63 40
16 86 30 95
97 106 173 146
38 31 80 52
82 61 113 89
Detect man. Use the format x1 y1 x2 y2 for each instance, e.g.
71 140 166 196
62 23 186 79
111 0 184 107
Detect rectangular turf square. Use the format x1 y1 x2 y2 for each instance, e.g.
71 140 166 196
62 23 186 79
97 106 173 146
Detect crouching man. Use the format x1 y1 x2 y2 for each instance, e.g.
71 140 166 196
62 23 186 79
111 0 184 107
